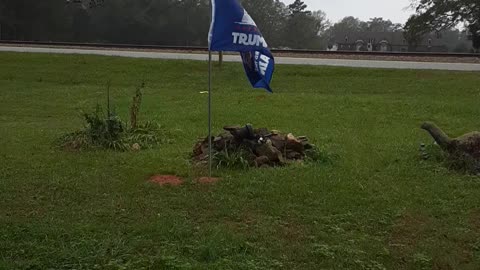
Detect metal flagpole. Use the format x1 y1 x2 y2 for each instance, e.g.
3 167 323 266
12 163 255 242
208 50 213 178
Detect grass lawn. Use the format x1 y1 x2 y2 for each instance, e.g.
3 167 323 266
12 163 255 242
1 52 480 270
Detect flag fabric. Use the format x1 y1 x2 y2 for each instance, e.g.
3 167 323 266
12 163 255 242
208 0 275 92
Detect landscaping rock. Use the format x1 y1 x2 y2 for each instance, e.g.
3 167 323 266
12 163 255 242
132 143 141 151
255 140 284 164
192 124 316 168
421 122 480 174
255 155 271 167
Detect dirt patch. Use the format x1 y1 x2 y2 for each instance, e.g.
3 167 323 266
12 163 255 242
196 177 222 185
469 209 480 232
149 175 184 186
255 95 267 101
277 220 308 243
388 213 430 257
223 212 259 233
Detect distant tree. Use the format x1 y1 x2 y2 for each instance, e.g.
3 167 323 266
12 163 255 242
328 17 367 34
0 0 331 50
242 0 289 48
282 1 327 49
312 10 331 35
405 0 480 52
66 0 104 9
323 16 366 45
365 17 402 32
287 0 310 15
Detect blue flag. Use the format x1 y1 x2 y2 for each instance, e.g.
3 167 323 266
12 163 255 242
208 0 275 92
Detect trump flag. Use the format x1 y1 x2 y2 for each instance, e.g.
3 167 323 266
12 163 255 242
208 0 275 92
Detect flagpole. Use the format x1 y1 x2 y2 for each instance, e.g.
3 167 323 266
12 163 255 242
208 50 213 178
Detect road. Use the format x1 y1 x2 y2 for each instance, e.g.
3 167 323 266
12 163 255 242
1 45 480 71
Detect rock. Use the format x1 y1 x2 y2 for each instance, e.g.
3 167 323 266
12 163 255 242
131 143 141 151
193 124 316 168
254 128 271 137
297 136 308 141
270 134 286 150
255 155 270 167
226 124 255 140
193 137 212 161
213 132 234 150
255 140 284 164
223 125 241 132
286 133 304 153
286 151 303 160
422 122 480 158
303 143 314 150
422 122 480 174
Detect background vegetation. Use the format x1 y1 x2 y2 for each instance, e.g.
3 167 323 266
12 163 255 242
0 0 477 52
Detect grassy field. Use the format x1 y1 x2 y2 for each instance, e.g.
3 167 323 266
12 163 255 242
1 52 480 270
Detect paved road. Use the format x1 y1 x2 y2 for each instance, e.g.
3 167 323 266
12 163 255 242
1 45 480 71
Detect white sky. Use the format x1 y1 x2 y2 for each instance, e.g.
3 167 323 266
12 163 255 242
282 0 413 24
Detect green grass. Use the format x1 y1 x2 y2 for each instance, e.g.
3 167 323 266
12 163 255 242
1 52 480 270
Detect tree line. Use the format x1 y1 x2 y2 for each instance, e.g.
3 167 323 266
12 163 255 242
0 0 477 52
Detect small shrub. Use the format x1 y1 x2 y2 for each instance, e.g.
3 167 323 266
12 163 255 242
57 84 167 151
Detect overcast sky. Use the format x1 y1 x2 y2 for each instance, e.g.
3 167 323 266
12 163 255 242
282 0 413 24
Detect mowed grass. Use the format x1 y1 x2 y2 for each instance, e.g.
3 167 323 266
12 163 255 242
1 52 480 270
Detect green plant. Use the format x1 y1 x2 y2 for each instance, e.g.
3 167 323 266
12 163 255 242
130 82 144 129
213 148 251 170
57 84 166 151
122 121 169 148
57 105 128 151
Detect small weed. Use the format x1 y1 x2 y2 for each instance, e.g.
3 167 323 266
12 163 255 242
213 148 251 170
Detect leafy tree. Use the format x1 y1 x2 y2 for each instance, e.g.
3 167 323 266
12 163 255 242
312 10 331 35
281 1 327 49
405 0 480 52
242 0 288 47
365 17 402 32
287 0 309 15
328 17 367 34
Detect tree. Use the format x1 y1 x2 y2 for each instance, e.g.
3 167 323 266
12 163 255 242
282 1 327 49
328 17 367 34
323 16 366 45
242 0 289 48
312 10 330 35
287 0 309 15
365 17 402 32
405 0 480 52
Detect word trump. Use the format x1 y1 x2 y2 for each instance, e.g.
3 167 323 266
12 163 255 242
232 32 268 48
